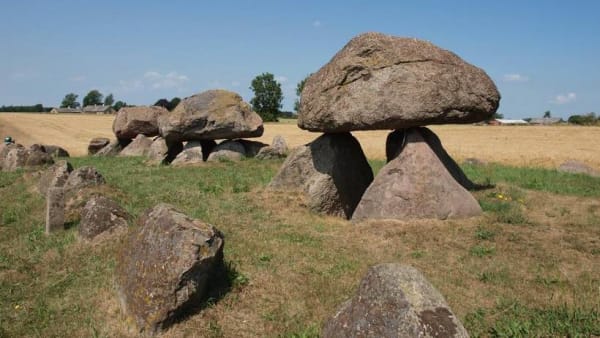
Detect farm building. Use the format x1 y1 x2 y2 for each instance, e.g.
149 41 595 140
82 105 115 114
49 107 82 114
491 119 529 125
529 117 562 125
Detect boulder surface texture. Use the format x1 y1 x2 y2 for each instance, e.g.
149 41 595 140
79 195 130 240
322 264 469 338
353 128 481 221
88 137 110 155
115 204 224 334
113 105 167 140
269 133 373 219
159 89 264 142
38 160 73 196
298 32 500 132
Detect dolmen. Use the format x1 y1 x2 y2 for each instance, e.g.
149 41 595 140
270 32 500 221
93 89 269 165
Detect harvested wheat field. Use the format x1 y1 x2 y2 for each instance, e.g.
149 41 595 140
1 113 599 169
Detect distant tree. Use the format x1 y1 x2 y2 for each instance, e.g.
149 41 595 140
568 112 598 125
543 110 552 118
250 72 283 122
60 93 80 108
83 90 103 107
0 104 46 112
294 74 311 113
493 112 504 119
104 93 114 107
154 98 170 108
113 101 126 111
523 117 532 122
168 97 181 111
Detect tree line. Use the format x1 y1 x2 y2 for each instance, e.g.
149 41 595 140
60 90 128 111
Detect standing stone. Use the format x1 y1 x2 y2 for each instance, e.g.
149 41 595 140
158 89 264 142
206 140 246 162
45 188 65 235
38 160 73 196
94 139 124 156
115 204 224 334
79 195 130 241
2 147 54 172
113 106 167 140
269 133 373 219
171 147 204 166
298 32 500 132
352 128 481 221
146 137 182 164
88 137 111 155
256 135 288 160
119 134 153 157
322 264 469 338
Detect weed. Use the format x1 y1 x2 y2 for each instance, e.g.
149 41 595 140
411 250 425 259
470 245 496 257
475 226 496 241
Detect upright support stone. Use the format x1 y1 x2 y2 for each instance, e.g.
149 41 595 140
45 187 65 234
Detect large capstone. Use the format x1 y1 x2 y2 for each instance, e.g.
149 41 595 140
268 133 373 219
158 89 264 142
113 105 167 140
115 204 224 334
352 128 481 221
298 32 500 132
322 264 469 338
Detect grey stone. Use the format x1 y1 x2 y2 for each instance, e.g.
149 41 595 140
119 134 153 157
2 146 54 172
115 204 224 334
352 128 481 221
237 139 268 157
298 32 500 132
256 135 288 160
79 195 130 241
269 133 373 219
64 166 106 192
88 137 111 155
171 147 204 166
146 137 183 164
558 160 600 177
45 187 65 235
323 264 469 338
94 139 124 156
113 105 167 140
158 89 264 142
38 160 73 196
41 145 70 157
206 140 246 162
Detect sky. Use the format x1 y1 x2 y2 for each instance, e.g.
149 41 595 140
1 0 599 119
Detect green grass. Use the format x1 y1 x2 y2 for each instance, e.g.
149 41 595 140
1 156 599 337
463 163 600 197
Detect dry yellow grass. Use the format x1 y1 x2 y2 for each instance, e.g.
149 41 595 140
1 113 599 169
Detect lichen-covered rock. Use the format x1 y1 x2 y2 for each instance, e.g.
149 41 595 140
353 128 481 221
64 166 106 192
2 146 54 172
158 89 264 142
115 204 224 334
323 264 469 338
88 137 110 155
119 134 153 157
206 140 246 162
268 133 373 219
298 32 500 132
78 195 130 241
38 160 73 196
113 106 167 140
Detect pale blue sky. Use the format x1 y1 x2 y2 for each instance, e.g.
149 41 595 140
1 0 599 118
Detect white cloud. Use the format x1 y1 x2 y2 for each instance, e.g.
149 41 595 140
144 71 189 89
275 75 288 83
118 71 189 92
312 20 321 28
503 73 529 82
551 92 576 105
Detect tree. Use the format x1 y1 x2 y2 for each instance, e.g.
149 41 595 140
60 93 80 108
493 112 504 119
543 110 552 118
294 74 311 113
83 90 103 107
113 101 126 111
104 93 114 107
250 72 283 122
168 97 181 111
154 98 170 108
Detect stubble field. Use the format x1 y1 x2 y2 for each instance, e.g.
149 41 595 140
1 113 599 170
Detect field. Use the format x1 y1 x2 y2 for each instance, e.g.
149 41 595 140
1 113 599 337
1 113 600 170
